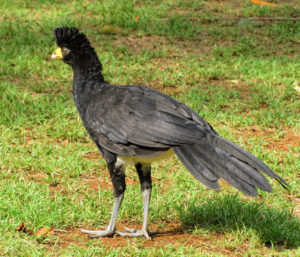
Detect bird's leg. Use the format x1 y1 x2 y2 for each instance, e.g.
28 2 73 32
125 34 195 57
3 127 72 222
116 163 157 240
81 159 126 238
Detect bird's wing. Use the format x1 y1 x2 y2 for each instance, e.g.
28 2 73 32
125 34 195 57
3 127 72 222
85 85 216 154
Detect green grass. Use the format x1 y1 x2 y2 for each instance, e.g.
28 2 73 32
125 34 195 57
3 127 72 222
0 0 299 256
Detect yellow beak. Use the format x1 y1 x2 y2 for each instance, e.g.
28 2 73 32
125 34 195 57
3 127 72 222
51 48 63 59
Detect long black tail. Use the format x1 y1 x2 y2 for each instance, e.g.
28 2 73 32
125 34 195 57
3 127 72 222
173 134 289 196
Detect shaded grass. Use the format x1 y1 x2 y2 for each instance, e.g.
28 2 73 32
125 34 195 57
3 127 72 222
177 194 300 248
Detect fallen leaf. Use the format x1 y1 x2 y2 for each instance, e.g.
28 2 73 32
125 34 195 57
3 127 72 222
35 227 55 237
16 222 25 231
16 223 33 235
135 16 139 22
251 0 277 7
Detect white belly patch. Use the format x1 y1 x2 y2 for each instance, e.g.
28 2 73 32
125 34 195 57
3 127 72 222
118 148 174 166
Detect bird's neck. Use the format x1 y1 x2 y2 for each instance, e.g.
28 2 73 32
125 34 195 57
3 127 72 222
72 54 108 117
72 52 105 85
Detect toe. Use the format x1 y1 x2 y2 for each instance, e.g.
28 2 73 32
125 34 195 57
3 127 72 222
115 228 153 240
124 227 137 233
143 231 152 241
80 228 114 238
80 228 98 234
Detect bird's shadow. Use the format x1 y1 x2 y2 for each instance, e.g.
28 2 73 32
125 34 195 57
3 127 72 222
169 194 299 249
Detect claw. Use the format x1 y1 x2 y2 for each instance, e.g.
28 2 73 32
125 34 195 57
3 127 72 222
115 227 157 240
80 228 115 238
81 227 157 240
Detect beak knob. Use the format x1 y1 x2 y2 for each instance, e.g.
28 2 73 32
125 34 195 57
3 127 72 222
51 48 63 59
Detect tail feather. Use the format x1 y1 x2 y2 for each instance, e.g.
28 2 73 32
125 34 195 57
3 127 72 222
213 160 258 196
174 144 259 196
275 177 290 191
174 147 220 190
217 149 272 192
212 136 285 182
174 134 289 196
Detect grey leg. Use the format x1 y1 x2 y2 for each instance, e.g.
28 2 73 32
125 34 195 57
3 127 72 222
81 158 126 238
141 187 151 235
116 163 157 240
80 194 123 237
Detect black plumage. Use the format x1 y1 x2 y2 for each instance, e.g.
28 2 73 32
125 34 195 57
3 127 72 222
52 26 289 240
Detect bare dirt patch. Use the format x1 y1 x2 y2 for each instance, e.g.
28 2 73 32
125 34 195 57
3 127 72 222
233 126 300 152
112 34 212 57
82 151 101 160
113 34 168 54
26 170 47 182
148 78 185 96
80 172 112 190
52 222 241 256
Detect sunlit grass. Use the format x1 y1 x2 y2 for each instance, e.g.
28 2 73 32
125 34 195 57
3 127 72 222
0 0 299 256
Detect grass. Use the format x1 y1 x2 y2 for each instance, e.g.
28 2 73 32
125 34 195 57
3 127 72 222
0 0 299 256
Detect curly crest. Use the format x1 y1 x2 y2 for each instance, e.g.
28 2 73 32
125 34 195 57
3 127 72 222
53 26 91 51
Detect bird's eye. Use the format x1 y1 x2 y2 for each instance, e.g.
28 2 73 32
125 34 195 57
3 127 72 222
61 47 70 55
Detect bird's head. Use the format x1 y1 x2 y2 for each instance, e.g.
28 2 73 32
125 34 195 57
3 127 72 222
52 26 96 66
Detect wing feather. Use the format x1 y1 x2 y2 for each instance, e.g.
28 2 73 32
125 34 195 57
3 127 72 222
84 85 215 155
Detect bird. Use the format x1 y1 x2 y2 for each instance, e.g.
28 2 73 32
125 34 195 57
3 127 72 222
51 26 289 240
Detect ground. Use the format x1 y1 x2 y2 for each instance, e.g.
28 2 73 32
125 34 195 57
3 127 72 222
0 0 299 256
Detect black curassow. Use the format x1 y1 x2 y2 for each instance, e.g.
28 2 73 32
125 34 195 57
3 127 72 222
51 26 289 240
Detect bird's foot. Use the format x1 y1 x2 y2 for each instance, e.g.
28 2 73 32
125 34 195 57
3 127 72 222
115 227 157 240
80 228 115 238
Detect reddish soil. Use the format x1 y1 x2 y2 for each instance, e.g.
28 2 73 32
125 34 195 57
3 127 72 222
52 222 241 256
113 35 168 54
82 176 112 190
233 126 300 152
82 151 101 160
